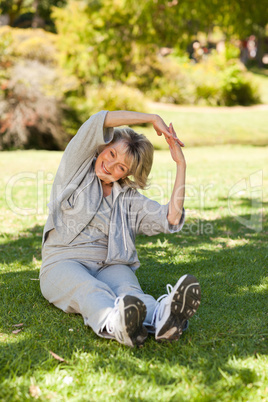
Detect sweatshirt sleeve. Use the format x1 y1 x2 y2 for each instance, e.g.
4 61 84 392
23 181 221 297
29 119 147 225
132 192 185 236
53 110 114 190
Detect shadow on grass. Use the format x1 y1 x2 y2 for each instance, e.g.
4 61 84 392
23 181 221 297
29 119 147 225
249 67 268 78
220 197 268 208
0 216 267 389
195 197 268 212
0 225 43 265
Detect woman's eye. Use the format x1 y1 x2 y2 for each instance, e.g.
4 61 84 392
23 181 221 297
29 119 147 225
110 151 115 157
120 166 125 172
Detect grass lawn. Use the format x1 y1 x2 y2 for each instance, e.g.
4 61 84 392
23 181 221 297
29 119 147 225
133 67 268 149
134 105 268 149
0 142 267 401
140 68 268 150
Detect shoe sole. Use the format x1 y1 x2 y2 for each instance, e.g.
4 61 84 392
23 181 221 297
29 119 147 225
120 295 148 347
156 274 201 341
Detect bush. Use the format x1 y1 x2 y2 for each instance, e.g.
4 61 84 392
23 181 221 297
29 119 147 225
52 2 261 108
86 84 148 114
146 52 261 106
17 36 56 64
220 64 260 106
0 27 81 150
0 60 72 150
147 75 187 104
144 57 190 104
0 26 57 65
66 83 148 125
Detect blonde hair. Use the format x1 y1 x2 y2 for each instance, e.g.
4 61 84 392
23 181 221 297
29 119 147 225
98 128 154 189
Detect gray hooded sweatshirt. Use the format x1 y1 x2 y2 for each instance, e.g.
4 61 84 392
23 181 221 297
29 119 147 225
42 111 185 270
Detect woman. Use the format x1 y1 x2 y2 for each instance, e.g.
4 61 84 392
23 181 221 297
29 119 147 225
40 110 201 347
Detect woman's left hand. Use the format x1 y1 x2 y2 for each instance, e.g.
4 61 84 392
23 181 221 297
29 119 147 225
152 115 184 147
164 123 186 166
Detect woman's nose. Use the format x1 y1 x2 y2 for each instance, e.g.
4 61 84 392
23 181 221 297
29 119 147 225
106 160 115 170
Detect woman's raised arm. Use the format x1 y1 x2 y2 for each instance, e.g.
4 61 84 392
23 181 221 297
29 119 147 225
165 123 186 226
105 111 186 225
104 111 184 147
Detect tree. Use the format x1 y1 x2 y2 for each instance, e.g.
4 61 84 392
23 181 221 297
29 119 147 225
52 0 163 88
218 0 268 66
0 0 66 29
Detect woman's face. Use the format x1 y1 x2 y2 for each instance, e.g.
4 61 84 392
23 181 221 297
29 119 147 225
95 141 131 185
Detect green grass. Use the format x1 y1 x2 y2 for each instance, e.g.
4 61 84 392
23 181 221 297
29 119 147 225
133 105 268 149
133 68 268 148
0 145 267 401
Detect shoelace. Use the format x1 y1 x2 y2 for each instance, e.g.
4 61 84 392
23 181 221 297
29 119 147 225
101 297 121 336
151 284 173 326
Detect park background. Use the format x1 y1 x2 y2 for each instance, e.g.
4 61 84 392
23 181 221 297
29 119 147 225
0 1 267 401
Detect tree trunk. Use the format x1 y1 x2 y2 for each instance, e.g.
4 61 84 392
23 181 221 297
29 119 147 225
9 0 25 26
31 0 39 28
256 35 265 68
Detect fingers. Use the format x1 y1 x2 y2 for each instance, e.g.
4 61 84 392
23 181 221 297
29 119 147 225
164 123 185 147
170 123 185 146
154 118 185 147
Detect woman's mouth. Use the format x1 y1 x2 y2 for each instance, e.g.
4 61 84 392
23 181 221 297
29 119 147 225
102 162 111 175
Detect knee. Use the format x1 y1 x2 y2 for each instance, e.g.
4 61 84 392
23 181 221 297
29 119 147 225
114 282 144 297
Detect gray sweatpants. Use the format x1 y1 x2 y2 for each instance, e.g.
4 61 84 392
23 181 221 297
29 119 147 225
40 260 158 337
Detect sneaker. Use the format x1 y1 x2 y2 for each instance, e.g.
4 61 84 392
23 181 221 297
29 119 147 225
103 295 148 347
154 274 201 342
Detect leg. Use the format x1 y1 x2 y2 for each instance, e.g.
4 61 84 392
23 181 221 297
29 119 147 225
40 260 147 346
96 264 158 327
40 260 116 335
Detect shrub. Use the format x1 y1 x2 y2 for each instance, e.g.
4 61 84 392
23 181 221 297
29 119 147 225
66 83 148 125
0 27 81 150
224 43 241 61
148 52 261 107
0 60 72 150
0 26 57 65
87 84 148 113
182 60 221 105
147 75 187 104
220 64 260 106
17 36 56 64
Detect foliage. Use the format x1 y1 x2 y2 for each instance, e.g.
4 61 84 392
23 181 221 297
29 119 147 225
2 0 268 44
194 56 260 106
17 35 56 63
0 27 79 150
66 83 148 126
0 17 264 151
0 26 57 65
0 60 69 150
2 0 268 70
87 83 147 117
146 52 260 106
220 64 261 106
52 1 262 107
0 0 67 30
52 1 162 86
0 24 148 149
145 58 190 104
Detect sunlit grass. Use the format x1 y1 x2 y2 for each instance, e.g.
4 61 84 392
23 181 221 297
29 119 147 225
0 143 267 401
133 103 268 149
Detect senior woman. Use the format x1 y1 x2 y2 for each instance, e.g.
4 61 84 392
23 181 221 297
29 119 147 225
40 110 201 347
